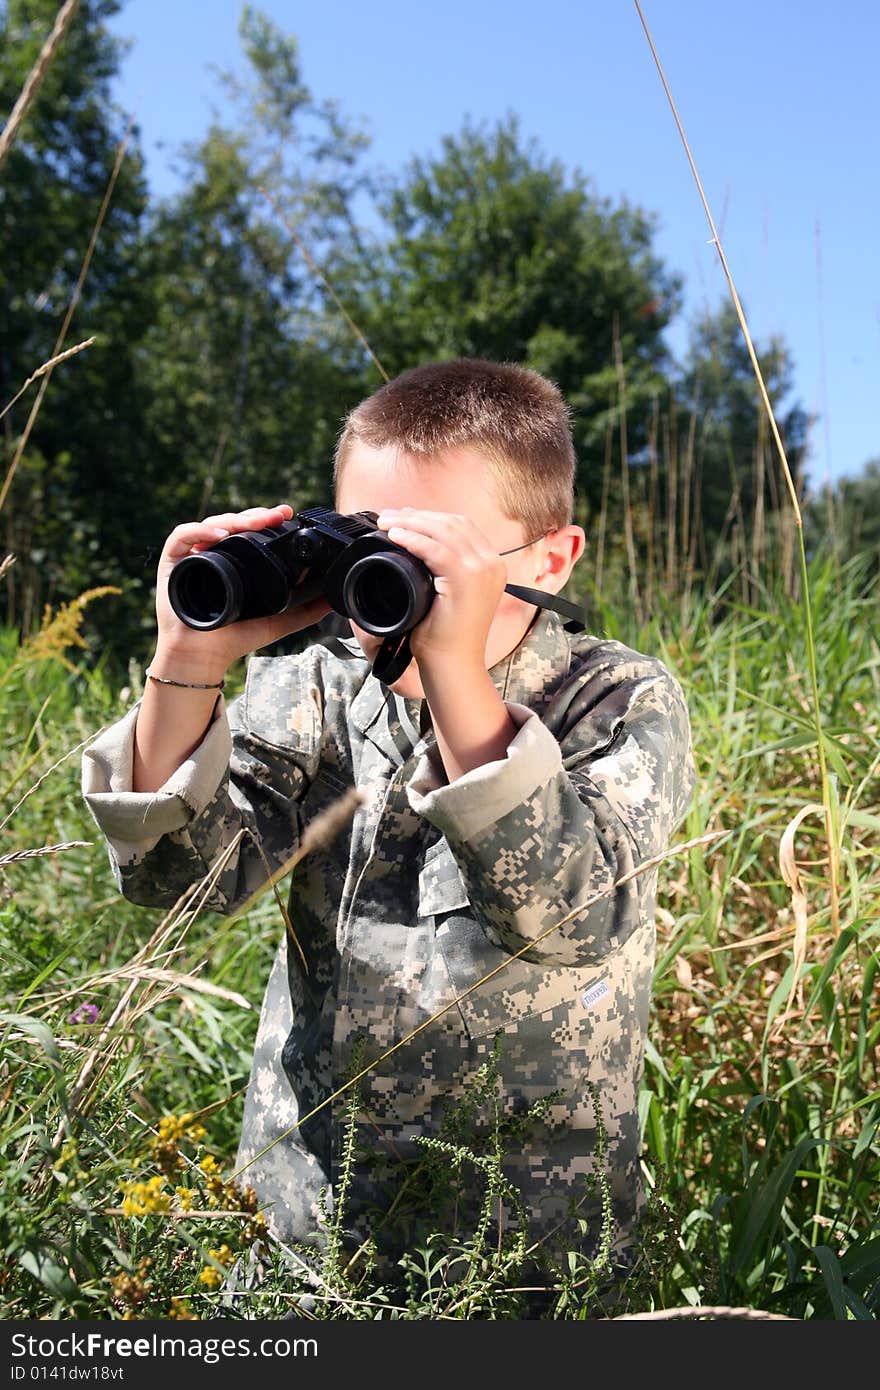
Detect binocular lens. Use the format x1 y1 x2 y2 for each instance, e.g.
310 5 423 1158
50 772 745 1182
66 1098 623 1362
343 553 425 635
170 553 243 629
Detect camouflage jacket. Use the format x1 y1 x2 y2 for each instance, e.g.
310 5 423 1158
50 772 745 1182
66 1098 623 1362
81 609 696 1283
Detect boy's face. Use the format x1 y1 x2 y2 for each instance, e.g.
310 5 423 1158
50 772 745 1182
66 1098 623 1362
335 441 585 700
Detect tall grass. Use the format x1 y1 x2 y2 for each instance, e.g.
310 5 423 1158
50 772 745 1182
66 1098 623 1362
1 502 877 1317
0 0 875 1319
634 0 844 946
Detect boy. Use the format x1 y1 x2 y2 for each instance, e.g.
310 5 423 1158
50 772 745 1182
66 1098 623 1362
82 358 696 1310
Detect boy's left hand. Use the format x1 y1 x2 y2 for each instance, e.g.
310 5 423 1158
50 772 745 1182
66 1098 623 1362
375 508 507 673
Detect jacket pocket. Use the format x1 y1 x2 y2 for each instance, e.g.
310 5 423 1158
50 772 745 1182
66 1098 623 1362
419 841 637 1042
417 836 471 916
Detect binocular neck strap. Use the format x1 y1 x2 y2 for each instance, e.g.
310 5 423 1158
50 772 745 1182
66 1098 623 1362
503 584 586 633
373 632 415 686
371 587 587 685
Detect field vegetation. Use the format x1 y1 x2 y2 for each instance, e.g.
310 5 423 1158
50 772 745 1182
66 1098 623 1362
1 0 877 1319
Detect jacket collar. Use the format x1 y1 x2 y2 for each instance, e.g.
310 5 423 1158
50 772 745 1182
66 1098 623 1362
343 607 574 769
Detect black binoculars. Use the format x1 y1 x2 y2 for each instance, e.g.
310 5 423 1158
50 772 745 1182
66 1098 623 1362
167 504 586 685
167 507 436 684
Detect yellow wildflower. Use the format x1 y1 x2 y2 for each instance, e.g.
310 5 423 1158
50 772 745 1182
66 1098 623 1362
198 1267 222 1289
174 1186 196 1211
168 1297 197 1320
21 586 121 671
199 1154 219 1177
120 1174 170 1217
156 1112 206 1145
157 1115 184 1142
241 1212 269 1247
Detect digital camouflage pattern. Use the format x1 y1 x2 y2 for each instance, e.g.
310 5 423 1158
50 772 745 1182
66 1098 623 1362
81 608 696 1285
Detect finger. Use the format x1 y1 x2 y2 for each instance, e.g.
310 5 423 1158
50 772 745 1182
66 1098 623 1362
164 507 292 558
199 504 293 528
383 524 504 582
377 509 496 559
382 513 496 565
163 522 232 560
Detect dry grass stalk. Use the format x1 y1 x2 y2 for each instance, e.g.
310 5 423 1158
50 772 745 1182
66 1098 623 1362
48 787 364 1146
661 409 674 590
50 830 249 1146
229 786 365 974
44 968 252 1013
633 0 841 936
772 802 826 1038
612 316 643 626
594 389 615 596
0 839 91 864
0 110 136 517
0 338 95 425
634 12 800 520
645 397 659 613
257 185 390 384
751 410 767 603
0 0 81 173
680 383 698 599
0 726 109 834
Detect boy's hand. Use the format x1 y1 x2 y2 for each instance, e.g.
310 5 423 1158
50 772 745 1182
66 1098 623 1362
153 504 332 679
375 508 507 673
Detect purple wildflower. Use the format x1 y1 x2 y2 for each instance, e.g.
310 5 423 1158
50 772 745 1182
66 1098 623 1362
69 1003 99 1025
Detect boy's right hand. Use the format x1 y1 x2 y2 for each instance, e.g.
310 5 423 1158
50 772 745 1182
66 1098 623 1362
152 503 334 682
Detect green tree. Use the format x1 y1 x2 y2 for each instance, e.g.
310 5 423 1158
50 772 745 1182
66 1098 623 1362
804 458 880 576
2 4 377 667
132 7 377 643
325 113 683 521
673 300 811 581
0 0 151 644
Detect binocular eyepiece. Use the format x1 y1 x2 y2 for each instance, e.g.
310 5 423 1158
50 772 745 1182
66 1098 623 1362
167 507 436 684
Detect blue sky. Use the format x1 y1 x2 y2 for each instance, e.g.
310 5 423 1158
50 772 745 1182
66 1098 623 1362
107 0 880 494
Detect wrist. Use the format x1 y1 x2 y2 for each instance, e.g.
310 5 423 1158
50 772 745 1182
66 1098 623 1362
419 657 492 699
149 644 229 687
419 665 515 781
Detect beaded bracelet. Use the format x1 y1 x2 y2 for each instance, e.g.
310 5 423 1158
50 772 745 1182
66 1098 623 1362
145 667 225 691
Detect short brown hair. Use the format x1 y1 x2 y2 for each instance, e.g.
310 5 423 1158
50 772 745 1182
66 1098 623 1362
333 358 576 537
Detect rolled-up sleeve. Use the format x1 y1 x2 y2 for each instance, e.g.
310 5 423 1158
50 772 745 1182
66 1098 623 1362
406 667 696 969
81 657 325 914
81 697 233 858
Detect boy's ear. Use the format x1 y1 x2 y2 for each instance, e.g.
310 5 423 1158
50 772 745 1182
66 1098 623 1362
540 525 585 579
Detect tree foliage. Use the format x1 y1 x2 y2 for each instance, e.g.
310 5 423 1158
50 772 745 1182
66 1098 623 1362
327 113 683 519
1 3 846 673
673 300 812 576
0 0 151 643
804 458 880 576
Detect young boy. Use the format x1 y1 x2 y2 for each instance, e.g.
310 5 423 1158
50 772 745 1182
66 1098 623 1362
81 358 696 1311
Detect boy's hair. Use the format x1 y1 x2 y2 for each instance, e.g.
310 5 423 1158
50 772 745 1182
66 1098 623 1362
333 358 576 538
